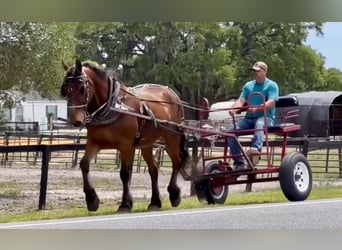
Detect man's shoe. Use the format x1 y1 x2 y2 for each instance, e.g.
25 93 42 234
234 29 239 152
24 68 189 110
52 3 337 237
246 147 260 165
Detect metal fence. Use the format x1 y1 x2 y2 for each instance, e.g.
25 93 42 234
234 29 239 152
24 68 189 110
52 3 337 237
1 122 342 177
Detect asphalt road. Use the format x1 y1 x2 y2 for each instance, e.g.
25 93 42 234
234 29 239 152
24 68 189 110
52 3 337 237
1 198 342 229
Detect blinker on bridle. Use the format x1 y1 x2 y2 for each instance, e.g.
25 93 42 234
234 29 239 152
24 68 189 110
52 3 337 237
63 71 121 126
63 74 90 109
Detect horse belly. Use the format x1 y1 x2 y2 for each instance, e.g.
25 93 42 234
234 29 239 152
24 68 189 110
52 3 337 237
87 123 137 149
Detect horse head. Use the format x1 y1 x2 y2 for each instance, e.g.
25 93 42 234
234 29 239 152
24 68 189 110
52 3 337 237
61 59 93 127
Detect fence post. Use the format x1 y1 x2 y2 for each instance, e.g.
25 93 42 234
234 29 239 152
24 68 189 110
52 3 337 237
33 134 44 165
4 132 9 166
339 148 342 178
71 135 81 168
301 138 309 157
38 145 50 210
325 147 330 173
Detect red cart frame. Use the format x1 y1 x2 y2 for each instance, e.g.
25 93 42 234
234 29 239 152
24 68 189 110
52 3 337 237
191 92 312 204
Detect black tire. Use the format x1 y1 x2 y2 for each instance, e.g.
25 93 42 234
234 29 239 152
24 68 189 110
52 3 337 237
279 152 312 201
194 161 228 204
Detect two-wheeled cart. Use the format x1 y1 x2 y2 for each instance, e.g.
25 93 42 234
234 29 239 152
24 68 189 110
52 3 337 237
190 93 312 204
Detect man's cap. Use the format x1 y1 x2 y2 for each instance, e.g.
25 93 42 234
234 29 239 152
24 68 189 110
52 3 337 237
251 61 267 72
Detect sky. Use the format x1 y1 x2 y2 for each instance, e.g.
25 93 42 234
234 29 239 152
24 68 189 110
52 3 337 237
305 22 342 71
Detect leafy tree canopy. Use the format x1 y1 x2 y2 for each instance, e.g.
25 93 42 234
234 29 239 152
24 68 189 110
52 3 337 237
1 22 342 119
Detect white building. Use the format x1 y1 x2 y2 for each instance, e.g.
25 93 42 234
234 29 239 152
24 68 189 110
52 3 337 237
208 100 236 121
2 91 67 130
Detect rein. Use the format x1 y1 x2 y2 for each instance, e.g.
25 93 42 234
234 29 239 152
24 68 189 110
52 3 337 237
119 86 209 113
65 71 209 128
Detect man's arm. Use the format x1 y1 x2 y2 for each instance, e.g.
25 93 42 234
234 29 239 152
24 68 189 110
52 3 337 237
229 97 246 116
248 99 275 114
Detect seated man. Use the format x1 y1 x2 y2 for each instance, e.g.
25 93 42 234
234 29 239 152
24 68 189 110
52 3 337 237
227 61 279 170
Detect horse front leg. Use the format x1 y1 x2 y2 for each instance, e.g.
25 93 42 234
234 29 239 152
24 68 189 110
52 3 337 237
80 144 100 212
117 148 135 212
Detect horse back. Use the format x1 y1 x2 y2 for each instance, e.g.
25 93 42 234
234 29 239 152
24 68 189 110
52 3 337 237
132 84 184 123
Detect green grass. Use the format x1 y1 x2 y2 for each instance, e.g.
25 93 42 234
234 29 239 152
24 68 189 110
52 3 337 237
1 185 342 224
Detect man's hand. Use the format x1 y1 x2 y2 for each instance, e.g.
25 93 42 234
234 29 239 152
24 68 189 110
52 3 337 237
229 97 246 117
248 107 258 114
229 109 236 117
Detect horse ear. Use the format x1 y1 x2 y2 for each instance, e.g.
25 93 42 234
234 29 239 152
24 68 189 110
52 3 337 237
75 59 82 73
62 60 69 71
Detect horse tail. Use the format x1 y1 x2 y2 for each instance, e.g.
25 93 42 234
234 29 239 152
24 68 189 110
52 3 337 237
178 128 192 180
179 131 189 162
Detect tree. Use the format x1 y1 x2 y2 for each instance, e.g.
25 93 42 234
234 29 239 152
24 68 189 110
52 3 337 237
223 22 324 95
74 22 237 111
323 68 342 90
72 22 330 118
0 22 77 106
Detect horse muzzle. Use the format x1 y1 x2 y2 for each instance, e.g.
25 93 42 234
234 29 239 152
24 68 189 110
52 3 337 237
69 111 86 127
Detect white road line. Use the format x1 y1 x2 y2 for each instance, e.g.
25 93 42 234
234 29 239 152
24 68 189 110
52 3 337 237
1 199 341 229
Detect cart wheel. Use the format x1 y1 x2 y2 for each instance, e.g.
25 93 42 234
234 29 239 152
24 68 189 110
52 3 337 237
279 152 312 201
195 162 228 204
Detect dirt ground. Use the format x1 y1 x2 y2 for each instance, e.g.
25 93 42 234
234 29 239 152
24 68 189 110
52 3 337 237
0 163 280 217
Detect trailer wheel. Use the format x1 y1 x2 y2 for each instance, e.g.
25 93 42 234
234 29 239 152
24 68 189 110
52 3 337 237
194 162 228 204
279 152 312 201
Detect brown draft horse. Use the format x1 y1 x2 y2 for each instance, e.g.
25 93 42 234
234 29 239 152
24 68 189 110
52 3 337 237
60 59 191 212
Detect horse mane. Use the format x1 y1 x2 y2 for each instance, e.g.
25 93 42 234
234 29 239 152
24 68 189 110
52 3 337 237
81 60 124 84
82 60 108 80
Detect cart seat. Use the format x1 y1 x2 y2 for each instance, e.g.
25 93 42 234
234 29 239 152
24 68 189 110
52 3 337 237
224 95 300 136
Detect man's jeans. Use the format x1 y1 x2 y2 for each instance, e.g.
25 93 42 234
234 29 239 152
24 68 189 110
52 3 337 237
227 116 275 165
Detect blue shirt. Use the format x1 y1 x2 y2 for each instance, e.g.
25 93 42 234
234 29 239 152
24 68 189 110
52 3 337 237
240 78 279 121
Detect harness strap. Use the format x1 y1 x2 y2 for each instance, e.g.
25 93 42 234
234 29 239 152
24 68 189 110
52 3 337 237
87 77 122 125
134 101 158 146
141 101 157 128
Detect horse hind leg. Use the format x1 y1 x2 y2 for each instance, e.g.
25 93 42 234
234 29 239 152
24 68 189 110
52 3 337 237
178 132 193 180
163 131 190 207
141 146 162 210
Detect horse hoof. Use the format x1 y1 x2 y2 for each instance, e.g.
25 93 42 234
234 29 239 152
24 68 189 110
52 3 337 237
117 206 132 213
167 186 181 207
148 204 161 211
170 197 181 207
86 196 100 212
